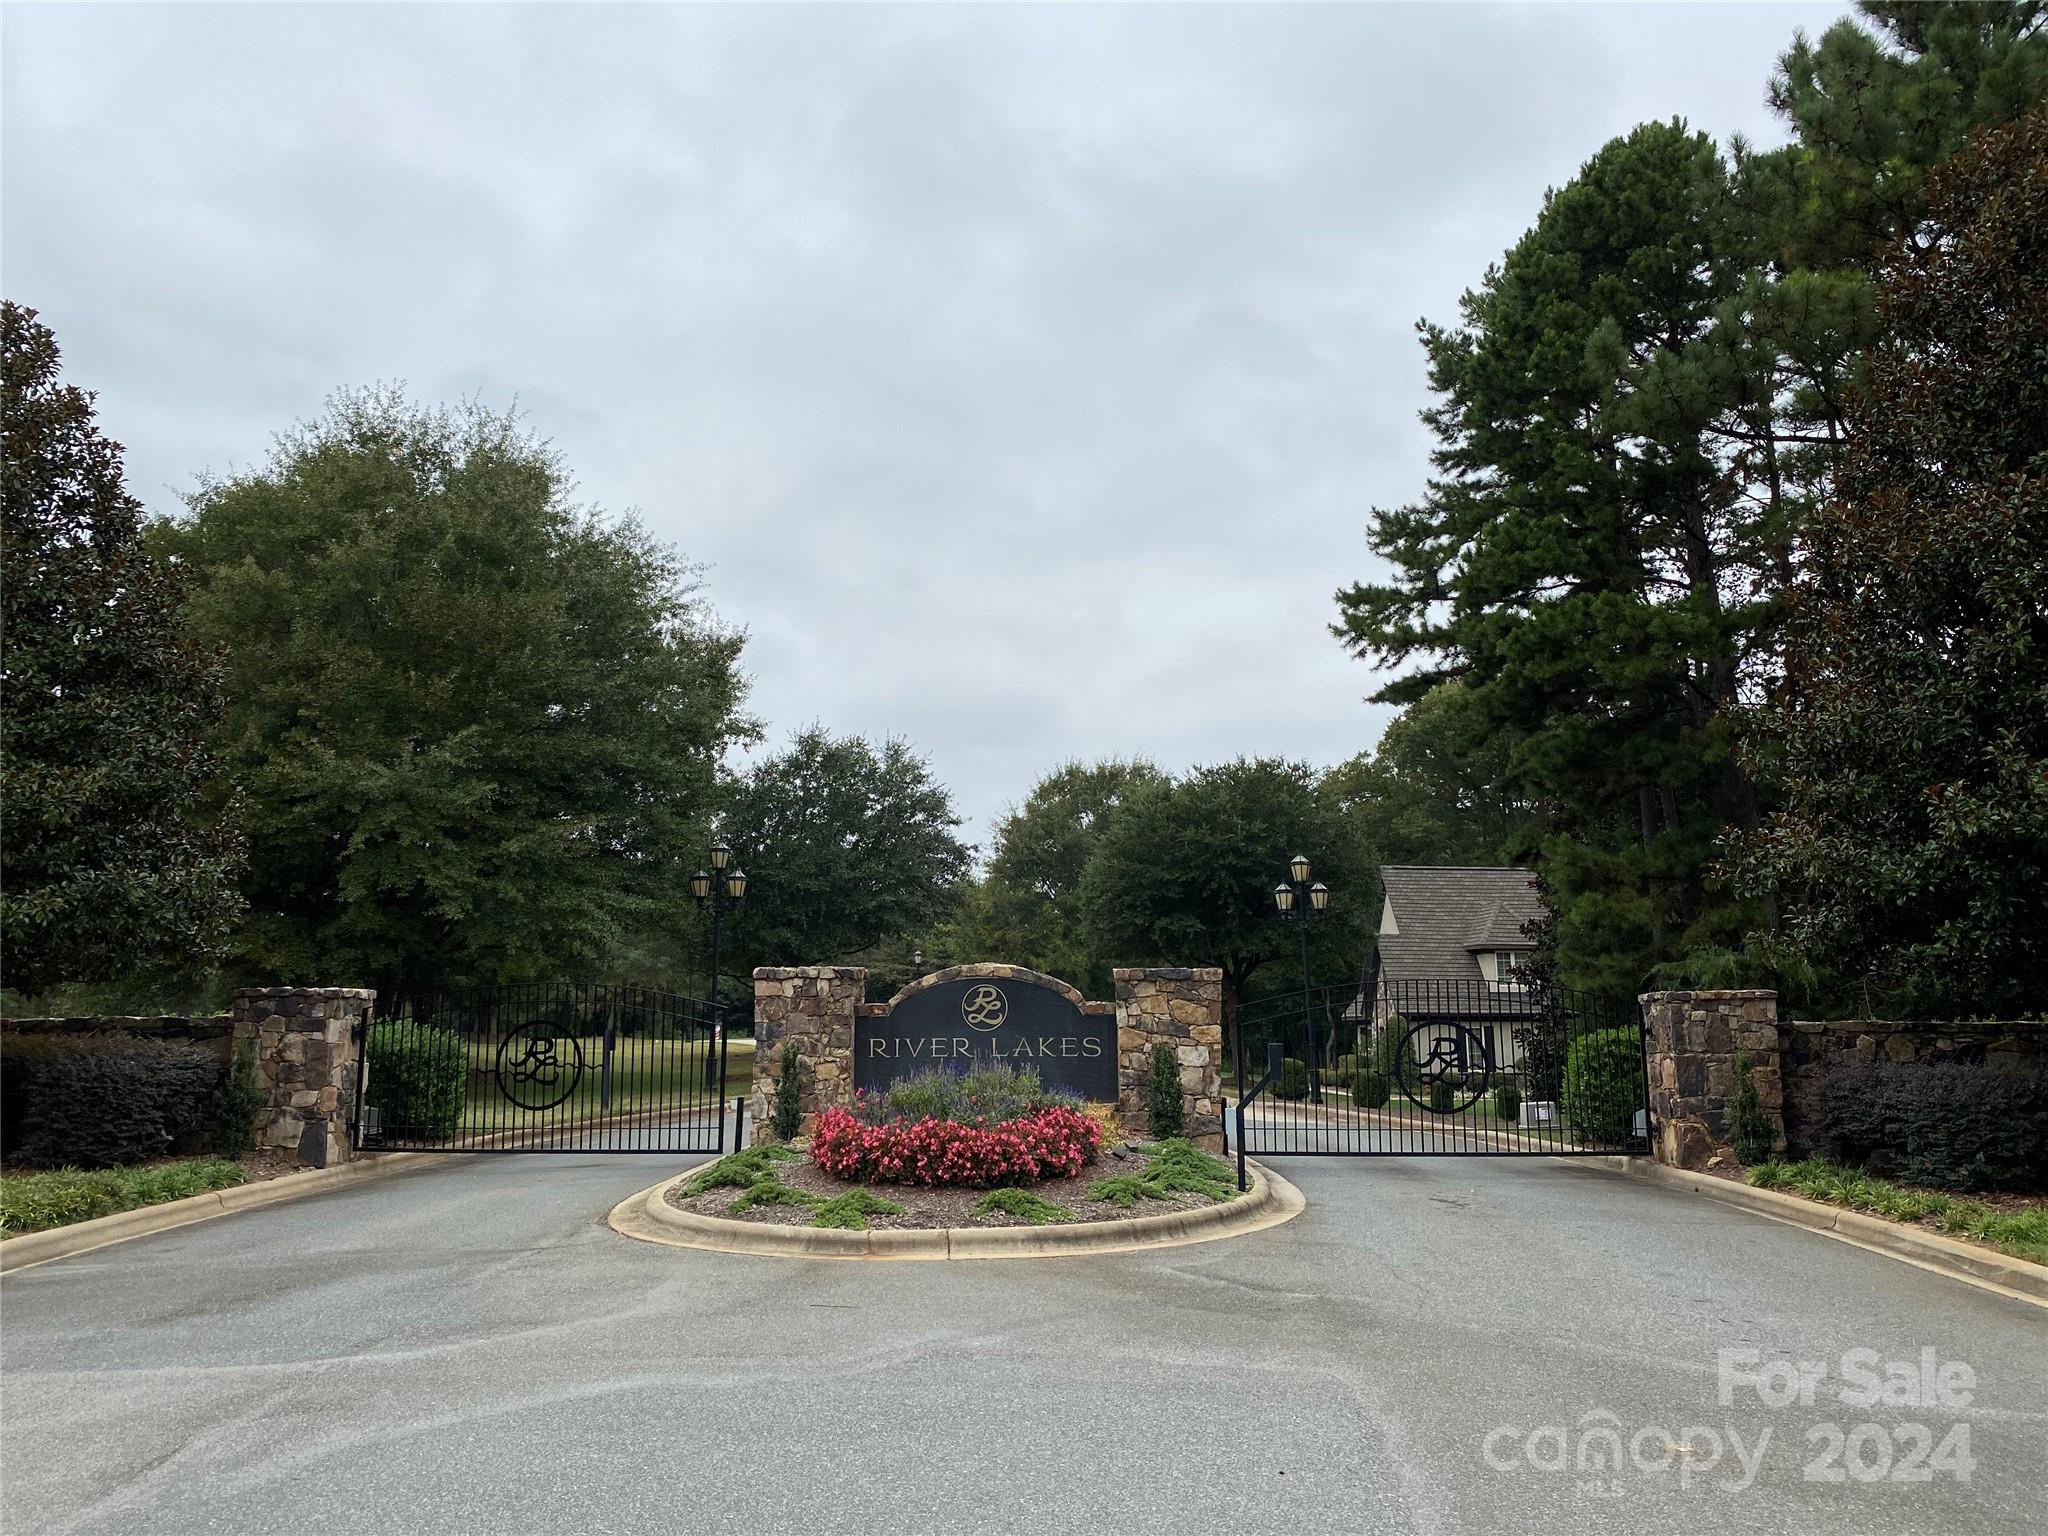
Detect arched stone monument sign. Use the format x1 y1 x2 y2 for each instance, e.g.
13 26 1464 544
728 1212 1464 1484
749 962 1224 1150
856 970 1116 1101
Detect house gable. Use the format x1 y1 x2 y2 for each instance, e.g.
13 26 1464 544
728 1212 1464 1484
1376 865 1543 984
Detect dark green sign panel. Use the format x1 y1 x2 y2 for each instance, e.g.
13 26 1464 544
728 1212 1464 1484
854 975 1116 1101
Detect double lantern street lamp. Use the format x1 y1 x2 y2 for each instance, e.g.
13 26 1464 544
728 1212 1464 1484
1274 854 1331 1104
690 842 748 1029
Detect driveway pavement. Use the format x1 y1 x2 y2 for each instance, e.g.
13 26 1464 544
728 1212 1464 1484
2 1152 2042 1536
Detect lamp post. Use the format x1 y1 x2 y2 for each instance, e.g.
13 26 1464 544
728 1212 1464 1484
691 842 748 1110
1274 853 1332 1104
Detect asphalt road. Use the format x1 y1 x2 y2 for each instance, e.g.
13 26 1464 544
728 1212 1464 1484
2 1152 2043 1536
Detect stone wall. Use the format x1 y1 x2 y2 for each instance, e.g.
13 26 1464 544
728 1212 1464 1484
0 1014 235 1063
1639 989 1782 1169
232 987 375 1168
1779 1018 2048 1155
749 966 863 1143
1113 967 1225 1152
1642 992 2048 1169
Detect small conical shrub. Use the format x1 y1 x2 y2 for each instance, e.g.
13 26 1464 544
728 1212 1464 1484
1147 1042 1185 1138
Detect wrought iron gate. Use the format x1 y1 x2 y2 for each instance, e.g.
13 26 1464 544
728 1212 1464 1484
356 984 730 1153
1233 978 1649 1166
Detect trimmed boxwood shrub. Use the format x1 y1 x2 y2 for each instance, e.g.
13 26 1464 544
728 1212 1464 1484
1352 1067 1391 1108
1272 1057 1310 1102
0 1033 224 1169
367 1026 466 1139
1492 1082 1522 1123
1428 1076 1455 1113
1562 1027 1644 1142
1373 1017 1420 1082
1809 1061 2048 1193
1148 1041 1185 1138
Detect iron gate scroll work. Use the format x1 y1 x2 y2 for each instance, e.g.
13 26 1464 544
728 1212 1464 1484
357 984 728 1153
1234 978 1650 1168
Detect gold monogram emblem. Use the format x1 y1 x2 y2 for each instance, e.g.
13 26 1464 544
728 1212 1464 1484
960 983 1007 1032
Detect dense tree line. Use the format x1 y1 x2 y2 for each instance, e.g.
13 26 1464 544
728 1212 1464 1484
7 5 2040 1021
1335 3 2047 1010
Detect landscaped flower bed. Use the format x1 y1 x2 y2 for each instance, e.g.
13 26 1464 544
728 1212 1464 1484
665 1064 1245 1232
664 1137 1242 1231
810 1104 1101 1186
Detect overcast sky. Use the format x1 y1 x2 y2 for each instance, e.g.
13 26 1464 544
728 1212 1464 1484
3 1 1846 848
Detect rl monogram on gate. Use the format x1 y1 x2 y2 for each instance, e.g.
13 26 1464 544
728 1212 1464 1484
853 973 1117 1100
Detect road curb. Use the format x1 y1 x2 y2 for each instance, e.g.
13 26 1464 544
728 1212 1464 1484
0 1153 451 1274
1589 1157 2048 1306
608 1158 1305 1261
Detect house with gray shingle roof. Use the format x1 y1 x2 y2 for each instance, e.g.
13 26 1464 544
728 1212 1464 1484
1376 865 1544 991
1363 865 1546 1070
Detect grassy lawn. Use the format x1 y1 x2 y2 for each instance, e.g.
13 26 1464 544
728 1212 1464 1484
1268 1085 1571 1142
375 1034 756 1141
1748 1159 2048 1265
0 1157 249 1237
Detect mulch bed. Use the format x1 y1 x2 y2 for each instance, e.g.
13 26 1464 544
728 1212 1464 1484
665 1144 1230 1230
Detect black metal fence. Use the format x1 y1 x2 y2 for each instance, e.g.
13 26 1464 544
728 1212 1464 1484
1234 978 1649 1159
358 984 728 1153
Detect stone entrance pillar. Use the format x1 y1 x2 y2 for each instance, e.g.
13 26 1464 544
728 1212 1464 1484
749 967 864 1144
231 987 375 1168
1639 989 1783 1168
1113 967 1225 1151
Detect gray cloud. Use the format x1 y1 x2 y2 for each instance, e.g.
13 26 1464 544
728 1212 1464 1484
2 1 1845 846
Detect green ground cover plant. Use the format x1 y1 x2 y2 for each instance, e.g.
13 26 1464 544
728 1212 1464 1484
973 1188 1073 1224
728 1179 818 1214
1086 1138 1239 1208
1746 1159 2048 1265
680 1143 798 1196
0 1157 248 1235
809 1190 906 1230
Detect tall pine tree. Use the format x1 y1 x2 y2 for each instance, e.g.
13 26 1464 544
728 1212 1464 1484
1337 5 2046 994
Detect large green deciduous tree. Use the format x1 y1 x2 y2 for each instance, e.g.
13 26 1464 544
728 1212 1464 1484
2 302 244 996
155 388 749 1002
1732 109 2048 1016
940 759 1164 997
1325 683 1520 868
1079 759 1377 1050
716 727 970 986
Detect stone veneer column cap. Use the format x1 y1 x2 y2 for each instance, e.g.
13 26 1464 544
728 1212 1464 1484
752 966 867 982
883 963 1087 1008
1112 967 1224 983
233 986 376 1001
1636 988 1778 1004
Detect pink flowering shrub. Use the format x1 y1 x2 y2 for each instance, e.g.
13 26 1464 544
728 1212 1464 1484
811 1104 1102 1187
